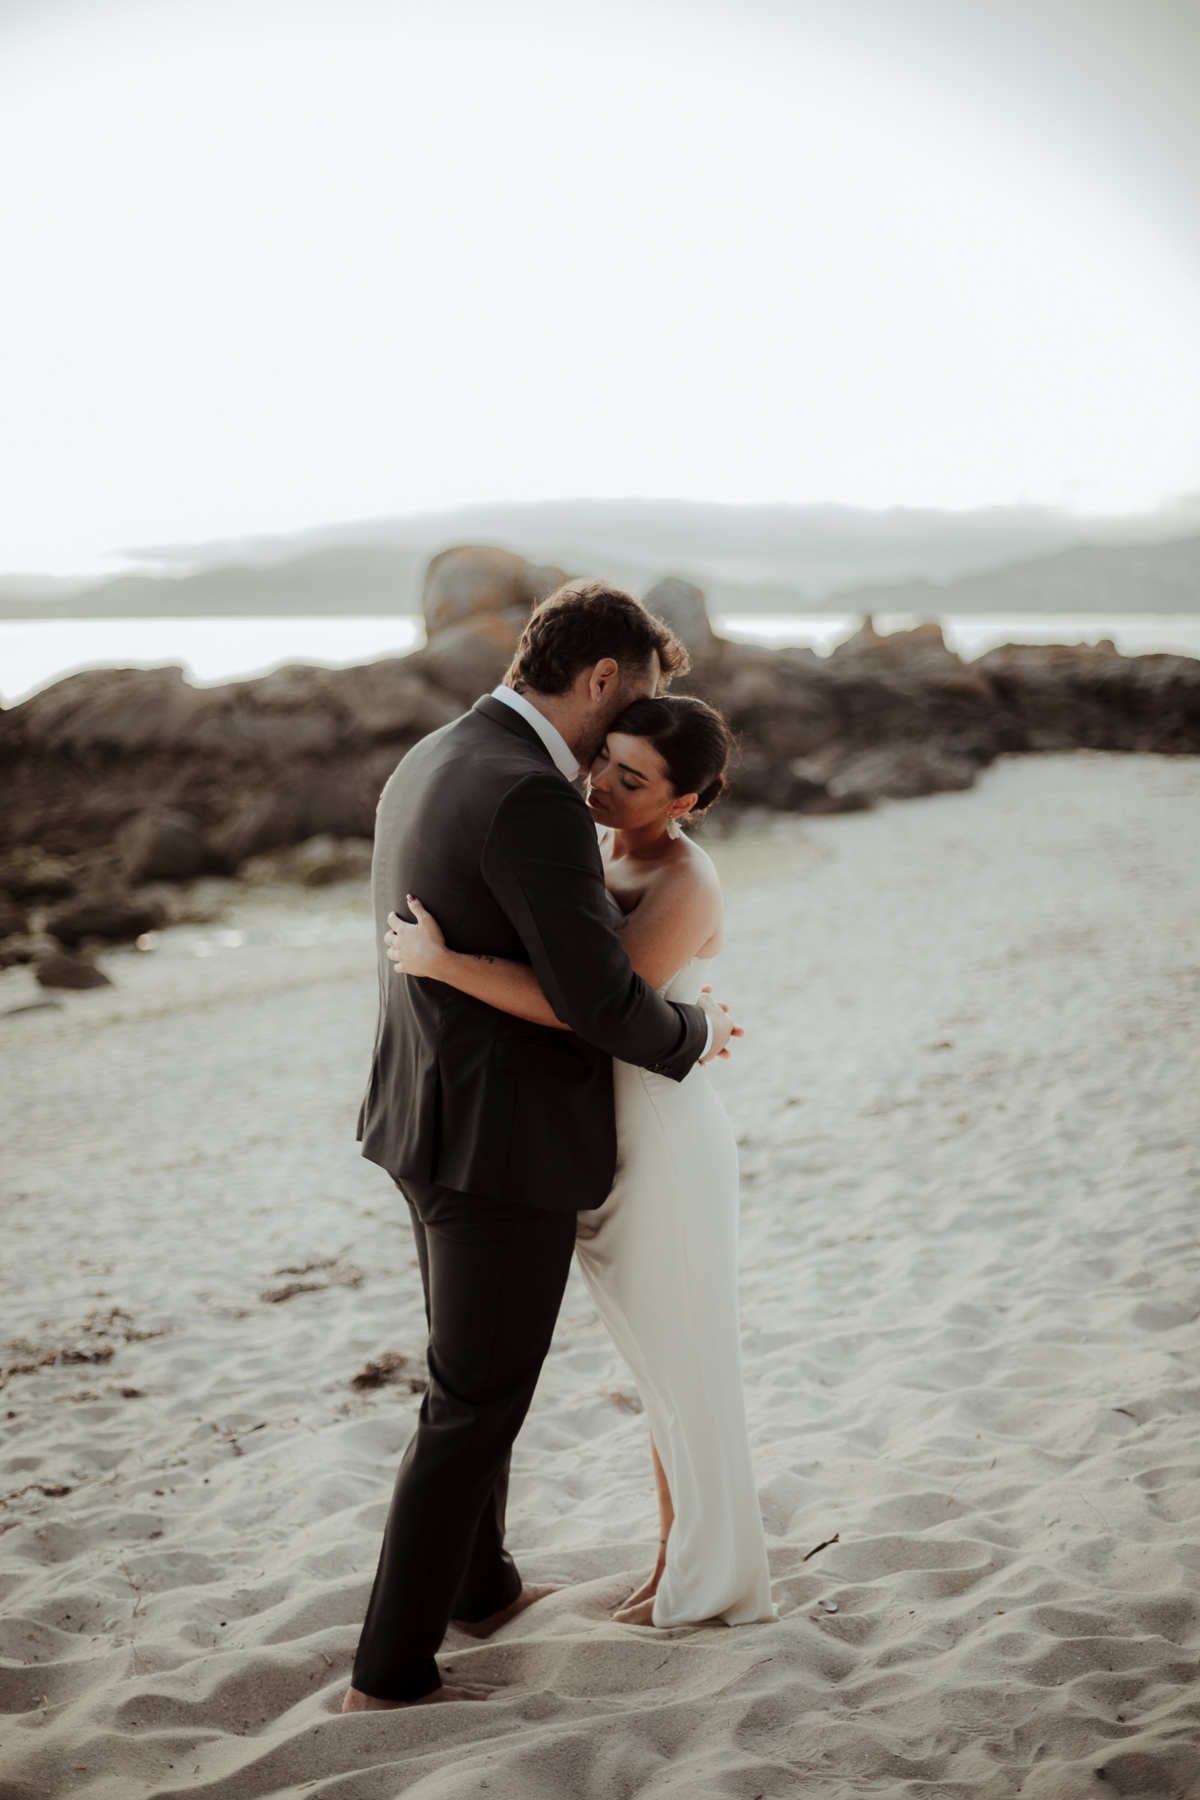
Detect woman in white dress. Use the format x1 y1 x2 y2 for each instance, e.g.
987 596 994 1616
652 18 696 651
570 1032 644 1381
385 694 773 1630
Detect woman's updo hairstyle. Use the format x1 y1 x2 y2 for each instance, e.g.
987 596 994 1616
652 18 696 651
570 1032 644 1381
608 693 732 826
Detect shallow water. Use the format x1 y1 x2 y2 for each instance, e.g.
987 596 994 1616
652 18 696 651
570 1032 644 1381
2 611 1198 705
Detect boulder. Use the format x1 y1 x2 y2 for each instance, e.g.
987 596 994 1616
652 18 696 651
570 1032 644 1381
35 952 113 990
0 851 81 903
0 900 29 940
47 894 167 949
976 643 1200 755
327 661 462 741
829 617 962 673
240 834 373 888
5 664 217 757
0 934 42 969
290 836 374 887
726 745 868 813
208 793 309 874
422 547 568 641
418 617 520 705
115 808 207 883
825 741 982 802
642 577 719 664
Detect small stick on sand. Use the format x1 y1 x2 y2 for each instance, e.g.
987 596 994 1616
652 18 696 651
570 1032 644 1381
801 1533 839 1562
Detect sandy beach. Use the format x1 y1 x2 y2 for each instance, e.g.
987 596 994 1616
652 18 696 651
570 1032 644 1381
2 749 1198 1800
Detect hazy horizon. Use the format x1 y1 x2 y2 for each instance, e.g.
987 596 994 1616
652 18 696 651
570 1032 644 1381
4 494 1200 608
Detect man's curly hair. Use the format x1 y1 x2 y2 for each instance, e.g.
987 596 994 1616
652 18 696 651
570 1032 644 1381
506 579 690 696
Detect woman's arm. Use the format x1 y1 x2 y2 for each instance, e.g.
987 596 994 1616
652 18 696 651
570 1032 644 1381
388 840 723 1028
386 900 569 1028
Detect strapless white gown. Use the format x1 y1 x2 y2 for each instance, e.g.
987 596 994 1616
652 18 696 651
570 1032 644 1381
575 941 774 1627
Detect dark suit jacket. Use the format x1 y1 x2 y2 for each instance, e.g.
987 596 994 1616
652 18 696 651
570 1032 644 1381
357 696 708 1210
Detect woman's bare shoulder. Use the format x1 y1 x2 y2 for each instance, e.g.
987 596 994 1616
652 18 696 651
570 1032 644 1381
669 834 722 894
639 837 722 930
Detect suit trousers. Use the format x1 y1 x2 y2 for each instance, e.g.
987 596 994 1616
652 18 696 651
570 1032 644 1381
350 1179 578 1701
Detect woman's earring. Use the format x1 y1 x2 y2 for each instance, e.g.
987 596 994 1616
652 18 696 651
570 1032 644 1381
666 814 683 840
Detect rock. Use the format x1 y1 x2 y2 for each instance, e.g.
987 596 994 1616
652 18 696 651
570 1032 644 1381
418 547 571 703
35 952 113 990
422 546 568 641
241 835 374 887
728 746 870 813
115 807 207 883
326 660 462 740
0 900 29 940
209 762 393 872
0 850 81 903
5 664 217 758
642 577 720 663
826 741 982 802
46 895 167 949
291 837 373 887
418 617 520 705
830 617 962 672
976 643 1200 755
0 935 42 969
208 794 308 874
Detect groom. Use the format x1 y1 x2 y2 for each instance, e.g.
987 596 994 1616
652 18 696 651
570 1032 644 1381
344 579 737 1709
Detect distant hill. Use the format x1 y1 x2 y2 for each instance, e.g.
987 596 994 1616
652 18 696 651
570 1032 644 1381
1 498 1196 619
0 546 425 621
832 532 1200 617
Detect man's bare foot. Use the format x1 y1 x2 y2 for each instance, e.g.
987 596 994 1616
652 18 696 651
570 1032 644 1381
341 1683 489 1711
451 1582 561 1640
611 1596 656 1626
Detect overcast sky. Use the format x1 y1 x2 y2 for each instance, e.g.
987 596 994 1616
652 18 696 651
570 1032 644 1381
1 0 1198 571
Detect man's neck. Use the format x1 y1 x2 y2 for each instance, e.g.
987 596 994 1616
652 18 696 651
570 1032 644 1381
514 687 596 767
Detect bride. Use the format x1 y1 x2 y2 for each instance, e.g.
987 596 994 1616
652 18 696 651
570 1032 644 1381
385 692 774 1629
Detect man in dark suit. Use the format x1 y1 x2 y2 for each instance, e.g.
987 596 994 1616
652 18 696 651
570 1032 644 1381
344 581 736 1710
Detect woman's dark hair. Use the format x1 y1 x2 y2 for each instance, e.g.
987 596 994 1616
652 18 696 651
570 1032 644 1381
508 579 689 696
609 693 732 823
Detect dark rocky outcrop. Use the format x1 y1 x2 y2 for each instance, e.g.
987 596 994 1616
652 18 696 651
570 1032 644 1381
116 807 208 883
1 552 1197 927
973 640 1200 754
47 894 167 950
35 952 113 990
0 653 463 878
671 618 1199 813
0 900 28 941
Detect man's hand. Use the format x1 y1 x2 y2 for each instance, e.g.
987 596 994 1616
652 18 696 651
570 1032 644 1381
697 986 743 1062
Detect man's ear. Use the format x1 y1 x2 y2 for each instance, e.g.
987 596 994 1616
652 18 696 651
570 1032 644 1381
587 657 620 702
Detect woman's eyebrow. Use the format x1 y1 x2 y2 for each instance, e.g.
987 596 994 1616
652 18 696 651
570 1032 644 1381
616 760 650 782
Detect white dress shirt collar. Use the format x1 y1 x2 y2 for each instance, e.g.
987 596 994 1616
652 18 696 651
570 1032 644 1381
490 685 580 780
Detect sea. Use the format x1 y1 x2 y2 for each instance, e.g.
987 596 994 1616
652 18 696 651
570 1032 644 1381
3 613 1200 707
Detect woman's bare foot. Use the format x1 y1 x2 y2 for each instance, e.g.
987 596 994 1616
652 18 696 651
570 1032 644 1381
341 1683 489 1711
615 1565 663 1613
611 1596 656 1626
611 1550 665 1622
451 1582 561 1640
